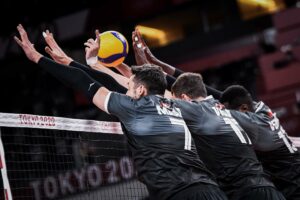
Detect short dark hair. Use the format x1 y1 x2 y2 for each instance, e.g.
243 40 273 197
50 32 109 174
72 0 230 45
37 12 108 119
171 72 207 99
131 64 167 95
220 85 254 111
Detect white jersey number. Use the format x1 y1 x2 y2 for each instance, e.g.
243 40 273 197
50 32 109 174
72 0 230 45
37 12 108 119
170 118 192 150
213 106 251 144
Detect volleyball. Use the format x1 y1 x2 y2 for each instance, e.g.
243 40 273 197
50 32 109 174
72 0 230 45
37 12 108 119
97 31 129 67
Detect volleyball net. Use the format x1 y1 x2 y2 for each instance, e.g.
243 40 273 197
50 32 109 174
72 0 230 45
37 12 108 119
0 112 148 200
1 112 300 200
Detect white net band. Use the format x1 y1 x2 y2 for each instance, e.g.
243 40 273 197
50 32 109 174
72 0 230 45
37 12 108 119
0 112 123 134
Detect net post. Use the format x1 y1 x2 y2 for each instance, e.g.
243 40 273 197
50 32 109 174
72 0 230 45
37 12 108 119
0 128 13 200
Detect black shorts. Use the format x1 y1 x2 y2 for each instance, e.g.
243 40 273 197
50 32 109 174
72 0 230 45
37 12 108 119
270 174 300 200
280 184 300 200
169 183 228 200
232 186 286 200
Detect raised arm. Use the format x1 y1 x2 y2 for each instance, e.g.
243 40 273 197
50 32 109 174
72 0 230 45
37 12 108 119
90 62 129 89
15 24 112 112
81 31 129 89
132 28 149 66
89 28 142 79
43 30 74 65
112 28 149 78
115 63 132 78
42 29 127 93
131 28 177 76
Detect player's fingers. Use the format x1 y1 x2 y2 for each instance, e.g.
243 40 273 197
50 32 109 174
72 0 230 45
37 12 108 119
18 27 27 39
136 28 146 46
95 29 100 36
95 29 100 42
45 46 54 56
84 42 93 48
19 24 24 30
17 24 24 33
133 42 141 50
43 32 55 47
137 43 143 49
16 25 30 45
132 31 136 39
44 30 53 38
132 33 140 48
85 40 94 47
14 36 23 47
135 28 142 39
143 47 150 55
48 35 60 48
144 47 152 56
135 28 141 39
44 30 53 40
84 43 94 49
132 31 139 43
146 47 153 55
45 35 58 48
42 31 47 38
87 38 94 43
18 24 29 39
85 47 89 53
134 31 145 48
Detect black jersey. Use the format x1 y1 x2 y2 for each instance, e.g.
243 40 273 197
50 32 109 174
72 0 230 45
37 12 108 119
174 96 274 198
231 101 300 199
105 92 217 200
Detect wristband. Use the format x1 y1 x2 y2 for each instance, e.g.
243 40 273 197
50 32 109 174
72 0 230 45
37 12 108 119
86 56 98 66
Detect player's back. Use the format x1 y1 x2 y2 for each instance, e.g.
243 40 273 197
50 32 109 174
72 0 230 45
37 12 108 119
175 96 274 198
106 93 218 200
232 101 300 199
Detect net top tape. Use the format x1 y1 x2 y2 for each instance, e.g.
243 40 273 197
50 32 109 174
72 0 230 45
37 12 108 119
0 112 299 145
0 112 123 134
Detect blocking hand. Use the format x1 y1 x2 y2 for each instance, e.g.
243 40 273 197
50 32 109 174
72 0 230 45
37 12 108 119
14 24 42 63
84 29 100 64
43 30 73 65
132 28 149 65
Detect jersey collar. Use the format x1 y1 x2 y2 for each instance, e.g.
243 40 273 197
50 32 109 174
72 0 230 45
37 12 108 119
204 95 213 100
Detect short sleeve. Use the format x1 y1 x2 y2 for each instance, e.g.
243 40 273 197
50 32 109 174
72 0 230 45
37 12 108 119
105 92 136 120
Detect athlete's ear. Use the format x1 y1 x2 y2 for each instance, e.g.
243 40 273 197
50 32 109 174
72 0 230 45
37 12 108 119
181 94 192 101
239 104 249 112
138 85 147 97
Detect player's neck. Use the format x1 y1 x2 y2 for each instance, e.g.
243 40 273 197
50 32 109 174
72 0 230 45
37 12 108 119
193 96 206 102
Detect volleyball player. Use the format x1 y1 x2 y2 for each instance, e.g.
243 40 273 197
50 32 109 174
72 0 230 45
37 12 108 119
220 85 300 200
41 27 288 199
170 72 285 200
15 24 228 200
135 33 298 199
42 29 128 93
41 28 285 199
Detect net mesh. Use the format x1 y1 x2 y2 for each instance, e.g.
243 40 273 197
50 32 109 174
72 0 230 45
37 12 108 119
1 112 300 200
0 113 148 200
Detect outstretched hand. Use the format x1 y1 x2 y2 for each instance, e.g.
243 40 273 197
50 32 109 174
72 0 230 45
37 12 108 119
143 45 157 64
14 24 42 63
43 30 73 65
84 29 100 65
132 28 149 65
